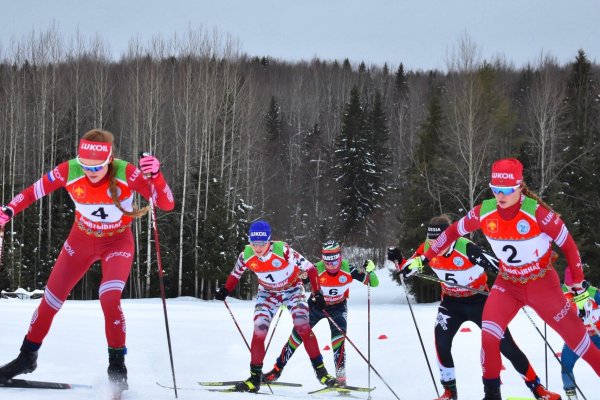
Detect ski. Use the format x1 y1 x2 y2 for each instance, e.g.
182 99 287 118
199 380 302 387
158 382 275 395
206 387 271 395
308 385 375 395
0 378 92 390
156 381 198 391
505 398 535 400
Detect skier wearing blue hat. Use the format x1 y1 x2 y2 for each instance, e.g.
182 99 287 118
214 220 336 392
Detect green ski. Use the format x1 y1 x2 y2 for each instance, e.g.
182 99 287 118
308 385 375 395
199 380 302 387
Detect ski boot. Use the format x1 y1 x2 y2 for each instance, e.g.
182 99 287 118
107 348 128 392
311 357 336 387
565 388 578 400
234 364 262 393
526 377 561 400
0 338 40 383
435 379 457 400
482 378 501 400
263 363 283 383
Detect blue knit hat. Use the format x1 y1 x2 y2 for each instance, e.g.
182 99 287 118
248 220 271 243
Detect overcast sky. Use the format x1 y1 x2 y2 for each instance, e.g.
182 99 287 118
1 0 599 71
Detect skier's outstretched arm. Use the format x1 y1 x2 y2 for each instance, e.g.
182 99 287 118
466 242 499 274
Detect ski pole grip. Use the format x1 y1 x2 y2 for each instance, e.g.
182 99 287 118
138 152 153 179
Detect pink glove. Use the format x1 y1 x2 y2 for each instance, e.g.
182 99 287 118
0 206 13 226
139 155 161 178
565 268 588 295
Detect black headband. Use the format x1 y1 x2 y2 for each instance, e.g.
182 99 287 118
427 223 449 239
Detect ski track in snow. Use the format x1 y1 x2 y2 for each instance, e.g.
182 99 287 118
0 270 596 399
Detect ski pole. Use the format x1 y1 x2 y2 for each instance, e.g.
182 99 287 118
415 273 489 296
400 275 440 398
223 299 251 351
265 306 284 353
322 310 402 400
544 323 548 388
0 224 5 270
416 271 586 397
411 260 586 397
223 299 274 394
367 282 372 400
148 180 178 399
520 307 587 400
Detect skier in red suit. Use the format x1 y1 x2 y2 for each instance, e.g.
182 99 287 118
0 129 174 391
213 220 337 392
405 158 600 400
393 214 560 400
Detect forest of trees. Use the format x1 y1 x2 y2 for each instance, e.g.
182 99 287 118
0 28 598 302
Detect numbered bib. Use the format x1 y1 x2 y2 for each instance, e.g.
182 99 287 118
431 266 485 286
486 236 550 266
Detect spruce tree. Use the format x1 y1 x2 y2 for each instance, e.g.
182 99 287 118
265 96 282 144
556 49 600 284
366 91 392 200
396 76 446 302
394 63 409 101
196 176 248 298
262 96 290 230
334 86 377 241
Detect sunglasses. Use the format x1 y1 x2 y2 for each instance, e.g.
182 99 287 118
77 155 111 172
489 184 520 195
323 254 341 266
250 240 269 247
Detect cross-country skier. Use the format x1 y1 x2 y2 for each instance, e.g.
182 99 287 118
390 214 560 400
263 240 379 387
560 269 600 400
404 158 600 400
0 129 174 391
213 220 337 392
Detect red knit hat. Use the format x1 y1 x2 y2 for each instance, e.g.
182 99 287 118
490 158 523 186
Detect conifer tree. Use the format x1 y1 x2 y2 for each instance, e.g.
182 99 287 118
262 96 290 230
366 91 392 196
265 96 282 144
390 63 411 180
334 86 378 241
556 49 600 284
396 77 446 302
394 63 410 101
197 176 248 298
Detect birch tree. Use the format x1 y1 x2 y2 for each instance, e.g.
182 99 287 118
524 54 567 195
443 35 498 212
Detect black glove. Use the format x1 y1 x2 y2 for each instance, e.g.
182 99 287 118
387 247 402 262
214 287 229 301
313 291 327 310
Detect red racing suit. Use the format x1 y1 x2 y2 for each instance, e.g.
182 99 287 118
424 196 600 380
224 241 323 365
6 159 174 348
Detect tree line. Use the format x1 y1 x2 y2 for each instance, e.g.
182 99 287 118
0 28 598 302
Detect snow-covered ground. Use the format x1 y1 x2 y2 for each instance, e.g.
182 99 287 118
0 267 596 400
